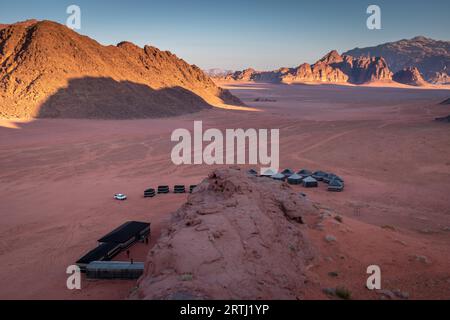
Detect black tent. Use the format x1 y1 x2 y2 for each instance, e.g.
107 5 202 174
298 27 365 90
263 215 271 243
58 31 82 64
248 169 258 176
158 185 170 194
287 173 303 185
144 188 156 198
261 168 277 177
98 221 151 246
312 171 327 181
297 169 313 178
302 176 318 188
281 169 294 177
174 185 186 193
328 179 344 192
271 173 286 181
76 242 122 271
323 174 344 184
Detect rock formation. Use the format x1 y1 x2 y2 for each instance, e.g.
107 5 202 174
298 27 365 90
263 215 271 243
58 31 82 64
135 168 320 300
440 98 450 105
344 36 450 84
0 20 243 119
393 67 427 86
225 51 393 85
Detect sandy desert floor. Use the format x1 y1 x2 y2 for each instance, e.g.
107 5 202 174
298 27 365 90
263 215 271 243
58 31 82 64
0 82 449 299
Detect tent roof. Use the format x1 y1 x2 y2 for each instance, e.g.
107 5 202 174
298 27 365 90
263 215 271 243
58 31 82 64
281 169 294 174
98 221 150 244
329 179 344 186
76 242 119 264
288 173 302 180
87 261 145 271
261 169 277 176
298 169 312 175
271 173 286 179
303 176 318 183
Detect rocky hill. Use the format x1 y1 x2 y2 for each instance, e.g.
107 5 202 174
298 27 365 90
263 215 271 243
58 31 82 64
393 67 427 86
344 36 450 84
0 20 243 119
135 168 321 300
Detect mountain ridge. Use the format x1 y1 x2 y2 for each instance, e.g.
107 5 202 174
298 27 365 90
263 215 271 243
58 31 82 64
222 51 394 85
0 20 243 119
344 36 450 84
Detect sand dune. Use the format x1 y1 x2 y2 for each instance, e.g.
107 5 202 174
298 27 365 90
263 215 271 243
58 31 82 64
0 83 449 299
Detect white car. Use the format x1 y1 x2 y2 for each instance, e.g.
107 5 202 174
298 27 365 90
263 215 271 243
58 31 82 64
114 193 127 201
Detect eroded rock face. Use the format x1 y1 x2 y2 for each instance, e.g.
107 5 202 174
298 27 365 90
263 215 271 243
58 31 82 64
136 168 320 300
226 51 393 85
344 36 450 84
345 56 393 84
427 72 449 85
393 67 427 86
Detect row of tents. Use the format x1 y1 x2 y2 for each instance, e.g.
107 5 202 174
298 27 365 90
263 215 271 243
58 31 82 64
144 185 198 198
249 168 344 191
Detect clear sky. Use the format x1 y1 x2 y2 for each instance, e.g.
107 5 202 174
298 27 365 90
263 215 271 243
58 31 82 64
1 0 449 70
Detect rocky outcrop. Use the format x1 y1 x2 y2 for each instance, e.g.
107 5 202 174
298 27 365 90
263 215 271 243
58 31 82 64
393 67 427 86
225 68 282 83
440 98 450 105
224 51 393 85
344 56 393 84
428 72 450 85
435 115 450 123
344 36 450 84
135 168 320 300
0 20 243 119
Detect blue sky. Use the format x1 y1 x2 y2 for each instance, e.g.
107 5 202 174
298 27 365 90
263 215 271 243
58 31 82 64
1 0 449 70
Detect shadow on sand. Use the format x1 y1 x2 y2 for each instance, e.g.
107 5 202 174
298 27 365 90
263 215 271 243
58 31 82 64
35 76 215 119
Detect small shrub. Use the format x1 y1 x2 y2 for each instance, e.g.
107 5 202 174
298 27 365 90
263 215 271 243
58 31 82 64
335 286 352 300
180 273 193 281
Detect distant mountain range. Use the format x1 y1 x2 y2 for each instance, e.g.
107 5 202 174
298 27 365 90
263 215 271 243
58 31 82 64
222 50 396 85
0 20 242 119
204 68 234 78
344 36 450 84
217 37 450 86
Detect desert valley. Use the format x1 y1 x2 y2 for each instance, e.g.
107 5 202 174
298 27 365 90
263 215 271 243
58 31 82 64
0 19 449 300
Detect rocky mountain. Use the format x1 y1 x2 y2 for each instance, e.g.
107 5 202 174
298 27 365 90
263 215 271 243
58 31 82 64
344 36 450 84
393 67 427 86
0 20 243 119
135 168 320 300
224 50 393 85
203 68 234 78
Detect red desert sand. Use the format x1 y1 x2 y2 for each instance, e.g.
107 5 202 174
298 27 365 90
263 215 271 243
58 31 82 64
0 83 449 299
